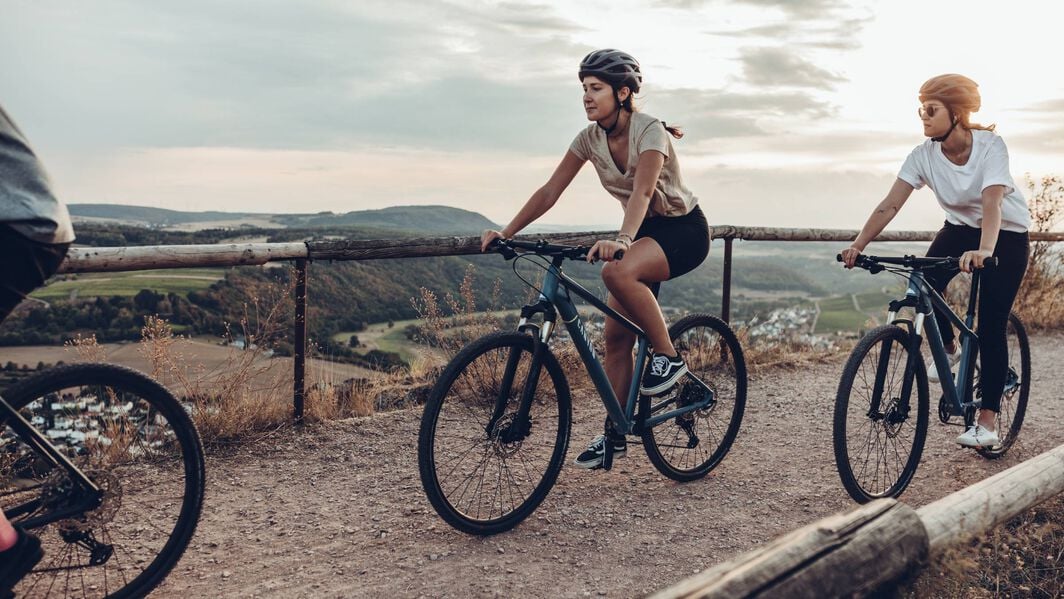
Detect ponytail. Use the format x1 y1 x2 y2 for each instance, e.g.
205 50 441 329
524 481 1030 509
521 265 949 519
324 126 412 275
661 121 683 140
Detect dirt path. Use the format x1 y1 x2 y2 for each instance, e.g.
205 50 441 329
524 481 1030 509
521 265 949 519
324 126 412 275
153 333 1064 598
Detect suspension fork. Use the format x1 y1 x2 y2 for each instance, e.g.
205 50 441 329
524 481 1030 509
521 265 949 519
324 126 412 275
485 306 555 440
869 319 921 420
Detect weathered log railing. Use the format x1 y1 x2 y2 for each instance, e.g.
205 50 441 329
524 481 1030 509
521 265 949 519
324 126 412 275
651 441 1064 598
55 226 1064 420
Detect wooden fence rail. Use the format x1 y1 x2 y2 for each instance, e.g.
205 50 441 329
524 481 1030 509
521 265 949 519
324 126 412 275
53 226 1064 420
651 442 1064 599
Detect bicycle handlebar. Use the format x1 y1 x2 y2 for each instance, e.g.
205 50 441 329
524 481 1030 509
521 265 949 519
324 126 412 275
836 253 998 272
489 238 625 262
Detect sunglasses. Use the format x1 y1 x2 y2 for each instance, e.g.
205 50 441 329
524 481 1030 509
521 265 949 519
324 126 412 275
918 104 948 119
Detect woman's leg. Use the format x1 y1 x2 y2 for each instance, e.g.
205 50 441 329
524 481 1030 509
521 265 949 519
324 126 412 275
975 233 1030 428
925 224 970 351
602 293 638 417
600 238 674 355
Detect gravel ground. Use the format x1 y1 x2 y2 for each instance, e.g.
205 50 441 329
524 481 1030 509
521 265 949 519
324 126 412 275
151 333 1064 598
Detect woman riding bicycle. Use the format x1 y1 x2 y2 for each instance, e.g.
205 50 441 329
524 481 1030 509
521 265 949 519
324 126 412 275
0 104 74 593
840 74 1030 448
480 49 710 469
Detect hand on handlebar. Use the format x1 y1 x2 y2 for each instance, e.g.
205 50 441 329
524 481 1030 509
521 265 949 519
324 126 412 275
959 249 994 273
481 229 505 252
840 246 863 269
587 239 627 263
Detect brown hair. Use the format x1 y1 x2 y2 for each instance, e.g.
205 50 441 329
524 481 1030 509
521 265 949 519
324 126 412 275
919 74 996 132
622 99 684 139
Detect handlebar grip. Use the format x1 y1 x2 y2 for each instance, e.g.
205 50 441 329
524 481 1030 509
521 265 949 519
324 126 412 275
984 256 999 268
614 249 626 261
836 254 844 262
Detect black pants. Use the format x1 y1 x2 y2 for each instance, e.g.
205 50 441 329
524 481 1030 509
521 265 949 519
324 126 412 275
925 222 1029 412
0 225 70 324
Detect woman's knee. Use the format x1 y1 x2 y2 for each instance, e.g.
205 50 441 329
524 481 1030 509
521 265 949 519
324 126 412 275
601 261 635 291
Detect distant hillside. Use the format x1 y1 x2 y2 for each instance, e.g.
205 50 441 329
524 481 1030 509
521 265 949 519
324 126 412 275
69 204 497 235
273 205 497 233
69 204 266 225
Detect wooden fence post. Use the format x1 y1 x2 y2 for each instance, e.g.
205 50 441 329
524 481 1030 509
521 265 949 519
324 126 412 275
293 258 308 422
918 443 1064 555
650 499 927 599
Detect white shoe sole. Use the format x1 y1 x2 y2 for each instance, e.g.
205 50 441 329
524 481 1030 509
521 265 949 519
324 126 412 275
956 435 1000 448
572 450 627 469
640 365 689 396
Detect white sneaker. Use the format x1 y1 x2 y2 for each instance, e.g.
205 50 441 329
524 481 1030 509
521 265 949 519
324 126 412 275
956 424 1000 448
927 348 962 383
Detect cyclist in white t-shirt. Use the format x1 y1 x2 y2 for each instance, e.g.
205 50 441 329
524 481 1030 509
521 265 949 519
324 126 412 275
840 74 1030 449
480 49 711 469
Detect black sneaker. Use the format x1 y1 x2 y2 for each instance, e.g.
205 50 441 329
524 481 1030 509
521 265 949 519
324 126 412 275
0 527 43 595
573 434 627 469
640 352 688 396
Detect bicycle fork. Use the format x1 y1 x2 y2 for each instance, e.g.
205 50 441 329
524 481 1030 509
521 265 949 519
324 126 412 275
869 323 922 426
485 315 554 444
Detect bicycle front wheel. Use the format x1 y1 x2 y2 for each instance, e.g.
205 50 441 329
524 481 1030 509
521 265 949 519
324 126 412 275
641 314 747 482
418 331 571 535
833 325 929 503
976 312 1031 459
1 363 205 599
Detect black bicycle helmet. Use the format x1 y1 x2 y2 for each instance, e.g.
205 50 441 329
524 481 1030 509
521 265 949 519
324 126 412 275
578 49 642 93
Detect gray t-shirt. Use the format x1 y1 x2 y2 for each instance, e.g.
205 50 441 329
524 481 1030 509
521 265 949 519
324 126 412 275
0 105 75 244
569 111 698 217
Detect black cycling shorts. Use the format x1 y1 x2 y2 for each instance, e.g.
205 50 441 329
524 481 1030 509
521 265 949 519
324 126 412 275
0 225 70 323
635 204 710 280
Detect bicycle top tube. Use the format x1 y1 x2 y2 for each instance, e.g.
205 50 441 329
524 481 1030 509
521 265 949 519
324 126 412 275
837 253 998 274
490 238 625 263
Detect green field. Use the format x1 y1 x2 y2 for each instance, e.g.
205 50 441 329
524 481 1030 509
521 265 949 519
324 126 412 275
33 269 224 300
814 294 883 334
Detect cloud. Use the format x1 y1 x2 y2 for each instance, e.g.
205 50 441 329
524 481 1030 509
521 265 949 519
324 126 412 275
739 47 845 89
0 1 589 153
1016 99 1064 114
641 87 836 139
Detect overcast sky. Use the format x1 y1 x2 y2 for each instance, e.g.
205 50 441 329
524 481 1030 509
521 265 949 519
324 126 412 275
2 0 1062 230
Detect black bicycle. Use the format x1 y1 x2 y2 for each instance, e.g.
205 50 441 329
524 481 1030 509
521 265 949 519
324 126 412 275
418 239 746 535
1 363 205 598
833 254 1030 503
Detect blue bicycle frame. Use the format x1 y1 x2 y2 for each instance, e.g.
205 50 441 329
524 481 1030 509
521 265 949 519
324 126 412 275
511 253 716 439
886 267 983 418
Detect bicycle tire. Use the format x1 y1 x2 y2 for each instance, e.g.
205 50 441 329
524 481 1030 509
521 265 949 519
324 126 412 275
1 363 205 598
976 312 1031 459
833 325 929 503
640 314 747 482
418 331 571 535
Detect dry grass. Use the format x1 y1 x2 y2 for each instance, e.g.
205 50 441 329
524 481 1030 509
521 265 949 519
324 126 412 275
734 326 845 372
1015 175 1064 330
905 494 1064 598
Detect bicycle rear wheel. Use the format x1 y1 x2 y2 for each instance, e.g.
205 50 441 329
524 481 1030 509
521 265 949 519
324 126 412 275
1 363 205 599
976 312 1031 459
834 325 929 503
418 331 571 535
640 314 747 482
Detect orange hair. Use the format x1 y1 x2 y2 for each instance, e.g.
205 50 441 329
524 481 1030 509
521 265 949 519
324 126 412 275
919 74 995 132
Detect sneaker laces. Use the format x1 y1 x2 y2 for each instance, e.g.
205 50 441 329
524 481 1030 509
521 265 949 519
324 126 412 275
587 434 606 451
650 354 670 376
